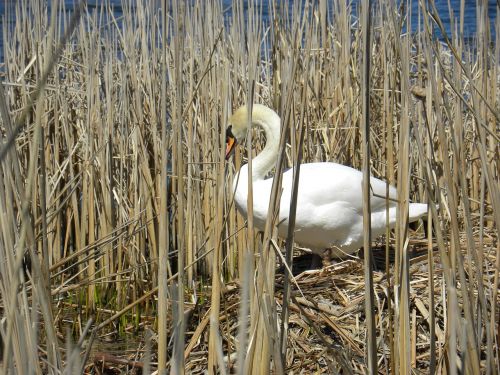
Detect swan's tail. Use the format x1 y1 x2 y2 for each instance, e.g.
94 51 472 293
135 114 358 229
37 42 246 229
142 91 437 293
408 203 428 222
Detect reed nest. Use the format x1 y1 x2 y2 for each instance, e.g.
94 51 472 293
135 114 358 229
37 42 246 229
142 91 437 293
0 0 498 374
84 231 498 374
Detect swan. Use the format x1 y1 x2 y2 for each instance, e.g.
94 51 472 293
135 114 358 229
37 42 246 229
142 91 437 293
225 104 428 259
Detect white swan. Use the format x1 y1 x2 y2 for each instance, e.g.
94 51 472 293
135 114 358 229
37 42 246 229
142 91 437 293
226 104 428 258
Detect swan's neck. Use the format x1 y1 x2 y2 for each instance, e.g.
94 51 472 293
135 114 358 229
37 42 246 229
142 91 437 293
241 107 281 181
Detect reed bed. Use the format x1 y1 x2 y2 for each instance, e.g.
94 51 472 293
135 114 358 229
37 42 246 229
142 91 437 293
0 0 498 374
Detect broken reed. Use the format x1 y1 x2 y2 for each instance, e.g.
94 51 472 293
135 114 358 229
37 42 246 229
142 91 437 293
0 0 498 373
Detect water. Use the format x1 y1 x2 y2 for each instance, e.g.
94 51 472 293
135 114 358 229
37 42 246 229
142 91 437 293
408 0 498 39
0 0 497 64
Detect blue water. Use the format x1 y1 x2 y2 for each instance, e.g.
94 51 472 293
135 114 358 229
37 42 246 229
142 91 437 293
0 0 497 63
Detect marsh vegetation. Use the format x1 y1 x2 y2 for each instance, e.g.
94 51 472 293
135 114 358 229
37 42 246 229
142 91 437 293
0 0 498 373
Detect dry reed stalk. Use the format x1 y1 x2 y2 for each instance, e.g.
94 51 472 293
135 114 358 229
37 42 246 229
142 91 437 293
240 4 261 371
359 1 377 373
169 1 187 372
230 2 258 374
278 26 311 369
157 0 170 373
393 5 412 373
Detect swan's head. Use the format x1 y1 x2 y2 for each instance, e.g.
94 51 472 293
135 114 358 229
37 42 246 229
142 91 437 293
225 105 250 160
225 104 278 160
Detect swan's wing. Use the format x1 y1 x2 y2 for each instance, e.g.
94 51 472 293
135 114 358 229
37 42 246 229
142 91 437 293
281 162 397 215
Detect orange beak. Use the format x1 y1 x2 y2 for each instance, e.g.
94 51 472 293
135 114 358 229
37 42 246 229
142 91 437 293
225 136 237 160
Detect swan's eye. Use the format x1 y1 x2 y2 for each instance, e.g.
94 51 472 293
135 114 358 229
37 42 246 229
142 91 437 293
225 125 237 160
226 125 234 143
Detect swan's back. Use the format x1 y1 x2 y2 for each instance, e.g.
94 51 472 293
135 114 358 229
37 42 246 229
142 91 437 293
277 163 397 253
280 162 397 213
234 162 426 256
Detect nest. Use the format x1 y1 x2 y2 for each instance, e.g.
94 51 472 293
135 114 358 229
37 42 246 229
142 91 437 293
87 231 498 374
